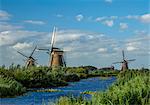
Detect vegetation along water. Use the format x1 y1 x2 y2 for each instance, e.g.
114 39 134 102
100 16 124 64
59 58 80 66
0 65 118 97
56 69 150 105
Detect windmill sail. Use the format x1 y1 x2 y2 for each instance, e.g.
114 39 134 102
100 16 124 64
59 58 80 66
30 45 37 57
17 51 28 58
122 50 125 60
50 27 57 52
127 59 136 62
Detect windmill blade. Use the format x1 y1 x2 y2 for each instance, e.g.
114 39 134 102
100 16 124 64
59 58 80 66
122 50 125 60
17 51 29 58
50 27 57 52
38 48 50 51
127 59 136 62
62 51 67 67
30 45 37 57
112 61 123 64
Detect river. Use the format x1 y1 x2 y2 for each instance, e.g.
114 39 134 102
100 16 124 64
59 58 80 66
0 77 116 105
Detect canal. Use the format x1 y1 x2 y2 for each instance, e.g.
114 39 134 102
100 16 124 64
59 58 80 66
0 77 116 105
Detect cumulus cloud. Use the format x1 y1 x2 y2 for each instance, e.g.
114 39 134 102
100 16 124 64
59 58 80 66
140 14 150 23
95 17 106 22
125 14 150 24
120 23 128 30
125 35 150 53
97 48 107 53
24 20 45 25
125 15 139 19
103 20 114 27
0 30 45 46
126 46 137 51
12 42 33 50
0 10 11 20
76 14 84 21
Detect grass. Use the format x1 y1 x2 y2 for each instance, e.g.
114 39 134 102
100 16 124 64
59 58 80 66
0 76 26 98
55 70 150 105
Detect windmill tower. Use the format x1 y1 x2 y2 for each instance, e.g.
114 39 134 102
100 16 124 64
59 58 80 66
113 50 135 71
38 27 66 67
17 46 37 67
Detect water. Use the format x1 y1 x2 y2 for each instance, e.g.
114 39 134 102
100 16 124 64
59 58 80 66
0 77 116 105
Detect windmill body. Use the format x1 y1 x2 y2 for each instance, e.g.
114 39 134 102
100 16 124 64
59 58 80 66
50 47 66 67
26 57 35 67
121 60 128 71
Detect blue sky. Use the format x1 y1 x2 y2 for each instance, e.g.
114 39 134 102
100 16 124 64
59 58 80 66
0 0 150 69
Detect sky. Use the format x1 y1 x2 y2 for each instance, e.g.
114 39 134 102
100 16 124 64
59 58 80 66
0 0 150 69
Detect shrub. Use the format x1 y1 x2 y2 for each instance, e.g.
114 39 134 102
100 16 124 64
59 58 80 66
0 76 26 97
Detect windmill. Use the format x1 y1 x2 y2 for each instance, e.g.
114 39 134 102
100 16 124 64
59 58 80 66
38 27 66 67
113 50 135 71
17 46 37 67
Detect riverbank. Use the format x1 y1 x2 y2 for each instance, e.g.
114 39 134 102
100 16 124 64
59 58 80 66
56 69 150 105
0 66 118 98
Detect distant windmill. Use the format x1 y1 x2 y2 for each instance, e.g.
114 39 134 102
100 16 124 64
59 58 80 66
113 50 135 71
17 46 38 67
38 27 66 67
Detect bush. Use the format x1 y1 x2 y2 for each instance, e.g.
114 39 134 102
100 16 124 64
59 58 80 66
0 76 26 97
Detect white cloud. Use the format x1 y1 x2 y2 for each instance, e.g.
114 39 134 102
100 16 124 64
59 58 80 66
0 10 11 20
126 46 137 51
125 35 150 52
0 30 45 46
24 20 45 25
125 15 139 19
12 42 33 50
95 17 106 22
0 22 23 32
140 14 150 23
103 20 114 27
120 23 128 30
105 0 112 3
76 14 84 21
125 14 150 24
98 48 107 53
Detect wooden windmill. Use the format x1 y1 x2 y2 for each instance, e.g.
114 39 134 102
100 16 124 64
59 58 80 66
38 27 66 67
17 46 37 67
113 50 135 71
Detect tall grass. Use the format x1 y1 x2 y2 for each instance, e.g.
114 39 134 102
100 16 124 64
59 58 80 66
56 70 150 105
